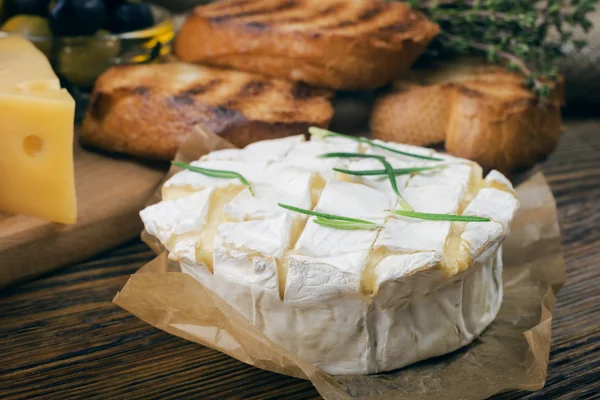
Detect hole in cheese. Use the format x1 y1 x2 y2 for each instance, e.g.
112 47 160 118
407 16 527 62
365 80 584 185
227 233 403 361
23 135 44 157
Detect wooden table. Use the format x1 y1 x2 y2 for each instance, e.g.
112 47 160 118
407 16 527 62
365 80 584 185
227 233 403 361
1 120 599 400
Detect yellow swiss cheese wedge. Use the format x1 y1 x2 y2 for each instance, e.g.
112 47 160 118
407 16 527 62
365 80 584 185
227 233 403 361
0 35 77 224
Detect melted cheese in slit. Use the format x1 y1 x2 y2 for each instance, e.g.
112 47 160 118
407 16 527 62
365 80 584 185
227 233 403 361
361 246 389 295
443 165 485 275
195 185 243 272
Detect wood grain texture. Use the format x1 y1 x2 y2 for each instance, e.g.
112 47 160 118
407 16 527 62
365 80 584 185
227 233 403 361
0 143 165 288
0 119 599 399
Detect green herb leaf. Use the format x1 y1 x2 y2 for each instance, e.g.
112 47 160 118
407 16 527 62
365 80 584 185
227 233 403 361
389 210 491 222
313 217 382 231
319 152 414 211
309 127 443 161
278 203 382 231
172 161 254 196
333 165 445 177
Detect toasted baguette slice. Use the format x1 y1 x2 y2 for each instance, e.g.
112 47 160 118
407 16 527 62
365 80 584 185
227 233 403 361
81 63 333 160
370 60 564 173
175 0 439 90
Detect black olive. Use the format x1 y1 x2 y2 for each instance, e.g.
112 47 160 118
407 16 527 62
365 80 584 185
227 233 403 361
103 0 124 11
104 2 153 34
49 0 106 37
3 0 51 19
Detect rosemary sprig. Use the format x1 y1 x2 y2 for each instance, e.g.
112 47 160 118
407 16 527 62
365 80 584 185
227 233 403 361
278 203 382 230
172 161 254 196
319 152 413 211
309 127 443 161
389 210 491 222
333 165 445 177
313 217 381 231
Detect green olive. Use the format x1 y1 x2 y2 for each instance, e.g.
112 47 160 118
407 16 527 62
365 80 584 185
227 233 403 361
1 14 52 56
57 32 120 87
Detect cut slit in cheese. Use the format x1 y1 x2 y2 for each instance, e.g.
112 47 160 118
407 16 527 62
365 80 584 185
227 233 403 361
195 185 243 272
0 35 76 224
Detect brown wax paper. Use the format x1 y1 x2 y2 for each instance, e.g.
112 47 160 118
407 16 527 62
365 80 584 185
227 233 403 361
114 126 565 400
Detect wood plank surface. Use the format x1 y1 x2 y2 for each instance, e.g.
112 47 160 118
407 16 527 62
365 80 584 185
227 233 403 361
0 142 165 288
1 119 599 399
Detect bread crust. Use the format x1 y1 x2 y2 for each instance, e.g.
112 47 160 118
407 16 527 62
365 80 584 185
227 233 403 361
371 61 564 173
80 63 333 160
175 0 439 90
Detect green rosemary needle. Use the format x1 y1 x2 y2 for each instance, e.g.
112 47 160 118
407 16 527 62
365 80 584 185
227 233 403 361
172 161 254 196
278 203 382 230
319 152 413 211
313 217 381 231
333 165 446 177
389 210 491 222
309 127 443 161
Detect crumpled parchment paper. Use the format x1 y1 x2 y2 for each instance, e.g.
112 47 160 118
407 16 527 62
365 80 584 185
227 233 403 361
114 127 565 400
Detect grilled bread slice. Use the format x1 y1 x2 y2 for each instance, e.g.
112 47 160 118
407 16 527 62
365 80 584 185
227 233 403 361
370 60 564 173
80 63 333 160
175 0 439 90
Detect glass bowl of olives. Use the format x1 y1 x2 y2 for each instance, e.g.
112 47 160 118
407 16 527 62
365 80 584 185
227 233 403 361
1 0 174 112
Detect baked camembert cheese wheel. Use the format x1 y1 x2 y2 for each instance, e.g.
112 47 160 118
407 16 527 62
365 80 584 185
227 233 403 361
140 129 519 375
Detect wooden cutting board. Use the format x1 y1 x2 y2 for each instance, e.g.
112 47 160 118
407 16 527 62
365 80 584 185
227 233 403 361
0 141 166 289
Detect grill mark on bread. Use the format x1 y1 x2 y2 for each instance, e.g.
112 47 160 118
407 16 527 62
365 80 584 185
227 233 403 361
182 79 223 96
292 83 319 100
316 3 388 30
237 80 271 97
239 2 346 27
379 15 424 33
358 3 385 21
169 80 224 106
208 0 298 23
131 86 149 96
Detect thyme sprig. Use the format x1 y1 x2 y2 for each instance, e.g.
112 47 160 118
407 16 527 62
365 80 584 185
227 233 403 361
309 127 443 161
404 0 597 99
319 152 413 211
389 209 491 222
172 161 254 196
278 203 382 230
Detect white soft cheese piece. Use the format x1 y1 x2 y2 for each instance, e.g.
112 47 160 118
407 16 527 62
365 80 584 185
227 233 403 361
281 139 360 180
285 251 370 304
241 135 305 162
462 188 519 231
407 162 475 191
374 251 443 298
485 169 517 195
294 181 395 258
376 217 451 253
459 186 519 258
204 136 306 163
343 157 418 194
402 185 465 214
217 213 293 258
140 188 213 261
224 168 313 221
163 160 269 200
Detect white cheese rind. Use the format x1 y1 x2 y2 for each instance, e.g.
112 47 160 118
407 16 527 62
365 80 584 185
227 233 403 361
140 136 517 375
